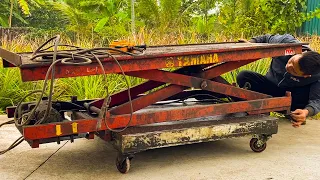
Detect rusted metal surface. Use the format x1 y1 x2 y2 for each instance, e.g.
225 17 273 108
86 132 95 139
90 75 232 110
1 42 301 150
0 43 303 81
89 66 205 108
22 95 290 140
2 42 304 66
0 48 22 67
108 96 290 129
112 114 278 154
92 80 164 108
110 84 185 115
2 59 15 67
29 140 40 148
22 117 97 141
95 130 111 141
110 60 268 115
24 133 88 148
198 60 256 79
6 106 15 118
127 69 270 99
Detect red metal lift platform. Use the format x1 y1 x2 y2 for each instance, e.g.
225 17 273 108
0 41 302 173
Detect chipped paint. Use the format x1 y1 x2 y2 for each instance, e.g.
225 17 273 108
118 118 278 153
177 54 219 67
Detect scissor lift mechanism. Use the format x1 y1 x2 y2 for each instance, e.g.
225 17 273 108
1 41 303 173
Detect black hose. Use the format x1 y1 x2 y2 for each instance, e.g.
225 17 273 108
91 52 134 132
0 120 15 127
1 36 144 155
42 35 60 123
0 136 24 155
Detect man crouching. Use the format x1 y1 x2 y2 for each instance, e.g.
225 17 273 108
237 34 320 127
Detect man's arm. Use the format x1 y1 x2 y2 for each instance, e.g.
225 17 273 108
305 81 320 116
291 81 320 127
250 34 300 44
249 34 272 43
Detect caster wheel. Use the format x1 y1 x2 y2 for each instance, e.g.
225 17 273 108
116 156 131 174
250 138 267 153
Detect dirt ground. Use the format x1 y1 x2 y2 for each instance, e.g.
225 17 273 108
1 115 320 180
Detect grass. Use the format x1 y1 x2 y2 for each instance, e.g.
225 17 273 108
0 33 320 119
222 58 271 84
55 75 145 100
0 34 147 112
0 65 43 109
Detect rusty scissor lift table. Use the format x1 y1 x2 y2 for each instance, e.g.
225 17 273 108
0 41 302 173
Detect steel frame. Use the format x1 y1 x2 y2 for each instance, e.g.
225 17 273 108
0 42 302 148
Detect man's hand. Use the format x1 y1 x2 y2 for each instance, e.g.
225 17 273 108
290 109 309 128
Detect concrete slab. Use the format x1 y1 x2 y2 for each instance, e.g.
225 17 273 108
1 115 320 180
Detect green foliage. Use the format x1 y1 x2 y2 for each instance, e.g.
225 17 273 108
135 0 160 28
31 11 65 30
160 0 182 28
259 0 307 33
135 0 220 41
222 58 271 83
49 0 130 43
0 0 45 27
305 7 320 19
2 0 319 40
17 0 30 15
51 1 89 32
0 1 25 27
94 17 110 32
0 65 43 109
57 75 145 100
216 0 320 37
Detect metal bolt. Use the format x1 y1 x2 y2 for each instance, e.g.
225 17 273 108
200 81 208 89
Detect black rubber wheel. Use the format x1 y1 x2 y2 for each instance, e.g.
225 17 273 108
250 138 267 153
116 156 130 174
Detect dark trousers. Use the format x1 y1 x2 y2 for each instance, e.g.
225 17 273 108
236 70 310 111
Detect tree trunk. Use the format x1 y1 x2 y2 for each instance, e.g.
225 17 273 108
9 0 14 27
131 0 136 42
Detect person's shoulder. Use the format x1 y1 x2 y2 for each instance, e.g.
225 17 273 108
270 34 300 43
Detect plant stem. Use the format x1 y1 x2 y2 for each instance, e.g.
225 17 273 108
131 0 136 42
9 0 14 27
